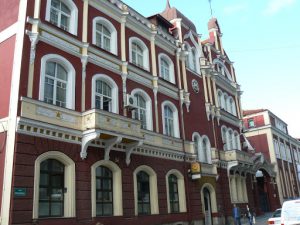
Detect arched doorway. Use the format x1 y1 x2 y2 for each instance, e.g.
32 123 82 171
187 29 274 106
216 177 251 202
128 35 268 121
203 187 212 225
201 184 217 225
254 169 272 212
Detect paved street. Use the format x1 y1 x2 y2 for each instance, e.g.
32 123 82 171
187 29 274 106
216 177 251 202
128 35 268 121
241 212 273 225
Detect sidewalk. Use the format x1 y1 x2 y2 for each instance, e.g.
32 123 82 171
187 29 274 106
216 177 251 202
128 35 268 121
241 212 273 225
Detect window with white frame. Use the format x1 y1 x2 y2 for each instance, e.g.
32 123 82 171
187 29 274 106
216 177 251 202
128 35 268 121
33 151 75 219
95 80 112 111
92 74 119 113
133 165 159 216
191 48 197 71
131 89 153 131
286 145 292 162
293 147 298 162
46 0 78 35
129 37 149 70
162 101 180 138
91 160 123 217
227 129 234 150
158 54 175 83
213 59 232 81
166 170 186 214
234 131 241 150
230 173 248 203
217 90 223 108
223 93 228 111
280 142 286 160
273 139 281 158
92 17 117 55
192 133 201 154
39 54 75 109
229 97 237 116
221 126 228 150
185 43 199 73
201 136 211 163
134 94 147 129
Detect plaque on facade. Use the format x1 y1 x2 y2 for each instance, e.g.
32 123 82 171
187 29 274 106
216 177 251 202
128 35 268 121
192 79 199 93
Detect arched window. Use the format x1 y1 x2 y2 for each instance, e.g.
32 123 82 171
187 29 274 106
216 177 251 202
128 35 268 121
164 106 174 136
134 94 147 129
95 166 113 216
133 165 158 215
192 132 201 154
191 48 197 71
221 126 228 150
92 74 119 113
234 131 241 150
33 151 75 219
95 80 112 111
131 89 153 131
137 171 150 215
45 0 78 35
168 174 179 213
93 17 117 55
166 170 187 213
39 159 64 217
162 101 180 138
129 37 149 70
213 59 232 81
158 54 175 83
91 160 123 217
223 93 229 111
229 97 237 116
227 129 234 150
39 54 76 109
201 136 211 164
217 90 223 108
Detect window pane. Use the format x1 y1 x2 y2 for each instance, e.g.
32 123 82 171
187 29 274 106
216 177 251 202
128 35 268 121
57 64 67 81
51 202 63 217
46 62 56 76
103 203 113 216
61 2 70 14
39 202 49 217
39 187 49 200
60 14 69 31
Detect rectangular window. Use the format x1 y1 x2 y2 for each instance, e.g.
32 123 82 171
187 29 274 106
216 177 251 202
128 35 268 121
248 119 255 128
273 139 281 159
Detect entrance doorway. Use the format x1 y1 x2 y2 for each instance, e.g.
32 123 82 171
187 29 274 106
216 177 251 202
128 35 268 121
203 187 212 225
255 170 271 212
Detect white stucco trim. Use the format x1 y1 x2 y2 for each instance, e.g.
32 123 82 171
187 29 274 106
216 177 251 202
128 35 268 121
131 88 153 131
39 54 76 110
158 53 175 84
45 0 78 35
92 16 118 55
129 37 149 71
165 169 187 213
133 165 159 215
91 160 123 217
91 74 119 114
32 151 76 219
161 101 180 138
0 22 18 43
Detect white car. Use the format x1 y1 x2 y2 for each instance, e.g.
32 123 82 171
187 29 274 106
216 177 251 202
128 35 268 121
268 208 281 225
281 199 300 225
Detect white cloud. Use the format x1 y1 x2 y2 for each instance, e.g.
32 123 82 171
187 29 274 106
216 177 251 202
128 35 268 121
223 3 248 15
264 0 296 15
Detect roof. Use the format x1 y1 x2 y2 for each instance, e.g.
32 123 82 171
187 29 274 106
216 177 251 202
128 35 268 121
243 109 267 116
160 2 197 32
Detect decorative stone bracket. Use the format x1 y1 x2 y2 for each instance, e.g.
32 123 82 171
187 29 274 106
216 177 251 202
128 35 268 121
104 136 122 160
205 103 212 121
81 130 101 159
26 30 39 64
125 141 143 165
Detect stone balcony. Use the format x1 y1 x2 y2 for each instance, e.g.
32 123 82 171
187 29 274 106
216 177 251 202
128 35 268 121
19 97 192 164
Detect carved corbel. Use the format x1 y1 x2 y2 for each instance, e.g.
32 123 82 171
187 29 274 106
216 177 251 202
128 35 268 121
184 92 191 112
215 107 221 125
104 136 122 160
26 31 39 64
205 103 211 121
81 130 101 159
81 55 89 74
125 141 143 165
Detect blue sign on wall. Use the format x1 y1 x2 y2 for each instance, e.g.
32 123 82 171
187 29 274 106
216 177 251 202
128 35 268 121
14 187 27 197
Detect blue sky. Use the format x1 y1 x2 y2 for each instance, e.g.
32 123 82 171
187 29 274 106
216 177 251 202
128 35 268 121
122 0 300 138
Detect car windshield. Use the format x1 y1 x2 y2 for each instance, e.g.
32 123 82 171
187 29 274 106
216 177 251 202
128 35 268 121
273 209 281 218
282 204 300 221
